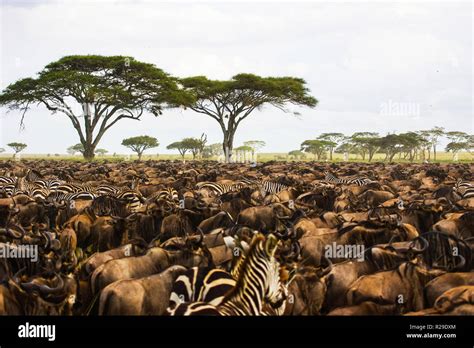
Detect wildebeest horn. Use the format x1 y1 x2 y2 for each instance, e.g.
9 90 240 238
37 274 65 297
1 225 25 239
21 274 65 297
274 226 290 239
409 236 429 254
196 227 204 244
316 256 333 278
292 240 301 257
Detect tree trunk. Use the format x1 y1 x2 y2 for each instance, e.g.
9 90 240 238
368 151 374 162
83 145 95 161
329 149 333 161
223 131 235 163
138 152 143 161
433 145 437 161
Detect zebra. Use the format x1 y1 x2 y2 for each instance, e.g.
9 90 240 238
115 190 145 213
454 179 474 199
323 170 373 186
171 234 290 316
168 267 236 314
56 183 97 194
0 176 17 185
0 184 24 197
196 181 251 196
257 179 289 196
46 191 97 205
147 187 179 205
96 184 122 196
34 179 61 191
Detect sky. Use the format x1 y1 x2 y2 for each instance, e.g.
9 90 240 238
0 0 472 155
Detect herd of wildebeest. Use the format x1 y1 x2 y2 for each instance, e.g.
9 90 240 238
0 159 473 316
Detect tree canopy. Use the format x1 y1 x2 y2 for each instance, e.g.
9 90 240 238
95 148 108 156
67 143 85 156
122 135 159 160
317 133 345 160
202 143 223 159
301 139 332 160
234 145 254 152
167 141 189 159
181 73 317 162
8 142 27 158
288 150 305 159
0 55 191 160
243 140 266 154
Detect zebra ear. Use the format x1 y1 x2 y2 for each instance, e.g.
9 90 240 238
265 234 279 256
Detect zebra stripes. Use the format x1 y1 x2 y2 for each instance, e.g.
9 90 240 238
168 267 235 314
148 187 179 205
196 178 288 197
455 179 474 199
196 181 251 196
324 171 373 186
258 180 288 195
171 234 289 316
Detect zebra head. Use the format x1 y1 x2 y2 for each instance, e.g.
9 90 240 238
260 234 288 310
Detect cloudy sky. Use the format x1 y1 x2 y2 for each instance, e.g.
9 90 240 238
0 0 472 154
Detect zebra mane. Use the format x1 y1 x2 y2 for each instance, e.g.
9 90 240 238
223 234 274 300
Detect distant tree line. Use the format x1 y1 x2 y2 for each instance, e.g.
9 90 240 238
298 127 473 162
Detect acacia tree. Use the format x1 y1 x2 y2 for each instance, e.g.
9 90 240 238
0 148 5 154
398 132 424 162
167 141 189 160
202 143 223 159
122 135 159 161
301 139 332 160
8 142 27 158
0 55 190 160
317 133 345 160
350 132 380 161
180 136 207 159
420 127 445 161
95 149 108 156
67 143 85 156
243 140 266 155
378 134 404 162
445 131 471 161
288 150 305 160
181 74 317 162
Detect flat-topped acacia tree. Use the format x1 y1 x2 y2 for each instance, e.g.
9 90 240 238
122 135 159 160
0 55 191 160
181 74 317 162
7 142 27 158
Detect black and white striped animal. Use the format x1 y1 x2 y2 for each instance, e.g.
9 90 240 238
147 187 180 205
454 179 474 199
196 181 252 196
257 179 289 195
168 267 235 314
170 234 289 316
324 171 373 186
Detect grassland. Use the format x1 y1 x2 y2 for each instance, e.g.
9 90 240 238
0 151 472 163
